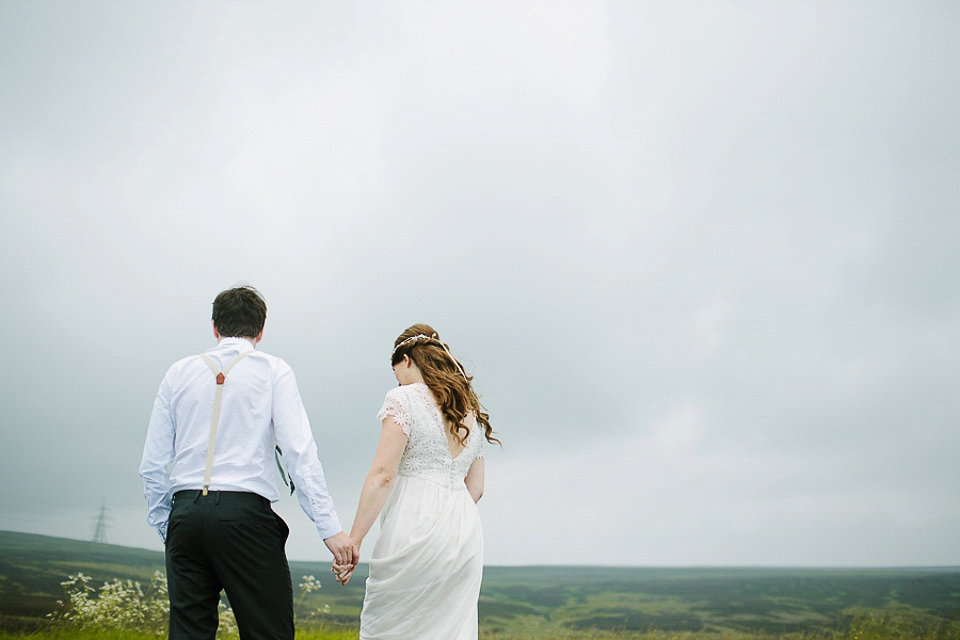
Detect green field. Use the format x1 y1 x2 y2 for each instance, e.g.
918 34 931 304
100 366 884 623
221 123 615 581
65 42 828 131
1 530 958 637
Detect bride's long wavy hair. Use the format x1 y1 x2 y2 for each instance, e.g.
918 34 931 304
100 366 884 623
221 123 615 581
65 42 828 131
391 323 500 447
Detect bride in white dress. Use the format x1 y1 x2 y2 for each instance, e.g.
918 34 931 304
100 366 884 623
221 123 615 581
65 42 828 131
335 324 499 640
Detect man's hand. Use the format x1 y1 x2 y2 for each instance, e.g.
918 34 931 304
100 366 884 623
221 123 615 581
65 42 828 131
323 531 357 567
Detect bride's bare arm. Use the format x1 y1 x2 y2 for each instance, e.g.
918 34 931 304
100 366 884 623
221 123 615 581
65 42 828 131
349 416 408 550
335 417 407 586
464 457 484 503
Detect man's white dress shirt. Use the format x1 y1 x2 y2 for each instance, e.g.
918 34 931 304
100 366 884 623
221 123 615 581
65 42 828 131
139 337 342 542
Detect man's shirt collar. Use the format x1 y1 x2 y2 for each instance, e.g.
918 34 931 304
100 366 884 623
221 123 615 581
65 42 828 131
213 336 257 352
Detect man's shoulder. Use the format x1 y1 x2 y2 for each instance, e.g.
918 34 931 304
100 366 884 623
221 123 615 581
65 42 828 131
165 353 203 376
173 352 204 365
244 350 299 384
250 349 290 370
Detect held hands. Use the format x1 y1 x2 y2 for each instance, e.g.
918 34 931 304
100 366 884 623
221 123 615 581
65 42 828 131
323 531 360 566
323 531 359 584
332 557 356 586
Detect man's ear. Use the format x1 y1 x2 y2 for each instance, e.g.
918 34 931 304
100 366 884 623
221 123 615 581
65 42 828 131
255 328 265 344
213 321 220 340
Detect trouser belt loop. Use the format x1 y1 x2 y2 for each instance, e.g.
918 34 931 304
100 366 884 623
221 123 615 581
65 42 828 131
193 491 201 503
215 492 222 505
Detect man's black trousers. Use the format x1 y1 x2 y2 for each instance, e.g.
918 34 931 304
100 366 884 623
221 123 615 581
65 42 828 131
165 490 294 640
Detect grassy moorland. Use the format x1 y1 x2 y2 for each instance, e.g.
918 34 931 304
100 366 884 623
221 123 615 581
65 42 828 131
477 566 960 634
1 530 958 638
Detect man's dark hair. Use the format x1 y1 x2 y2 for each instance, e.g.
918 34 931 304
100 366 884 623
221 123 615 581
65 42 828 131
212 286 267 339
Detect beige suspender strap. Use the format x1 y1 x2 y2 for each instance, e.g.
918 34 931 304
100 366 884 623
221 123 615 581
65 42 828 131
198 350 254 496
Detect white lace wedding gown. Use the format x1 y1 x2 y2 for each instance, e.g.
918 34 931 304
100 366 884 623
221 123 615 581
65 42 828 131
359 382 485 640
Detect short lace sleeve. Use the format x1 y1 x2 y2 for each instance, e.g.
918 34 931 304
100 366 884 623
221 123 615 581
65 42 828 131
470 412 484 459
377 387 411 435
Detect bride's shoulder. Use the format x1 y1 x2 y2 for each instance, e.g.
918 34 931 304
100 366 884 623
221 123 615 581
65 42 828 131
385 382 430 399
383 385 403 399
378 385 413 431
383 384 416 402
380 386 408 414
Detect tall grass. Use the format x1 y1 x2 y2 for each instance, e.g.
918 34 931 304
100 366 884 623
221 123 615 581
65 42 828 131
5 612 958 640
0 631 358 640
34 572 336 639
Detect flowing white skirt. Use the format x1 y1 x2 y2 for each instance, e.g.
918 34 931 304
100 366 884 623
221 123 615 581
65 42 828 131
359 474 483 640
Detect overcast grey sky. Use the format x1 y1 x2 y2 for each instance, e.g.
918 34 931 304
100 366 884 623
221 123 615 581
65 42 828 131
2 1 958 566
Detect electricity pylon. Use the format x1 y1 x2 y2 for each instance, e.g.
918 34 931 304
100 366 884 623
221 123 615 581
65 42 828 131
91 500 110 544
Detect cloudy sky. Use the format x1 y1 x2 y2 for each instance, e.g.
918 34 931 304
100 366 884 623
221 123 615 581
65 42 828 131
2 1 958 567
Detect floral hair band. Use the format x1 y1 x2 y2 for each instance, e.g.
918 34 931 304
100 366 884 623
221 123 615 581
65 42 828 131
392 333 468 380
391 334 437 357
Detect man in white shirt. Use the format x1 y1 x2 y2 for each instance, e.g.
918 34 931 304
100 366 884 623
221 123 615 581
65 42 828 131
140 286 355 640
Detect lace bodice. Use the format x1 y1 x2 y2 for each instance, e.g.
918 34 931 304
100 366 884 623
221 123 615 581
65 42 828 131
377 383 484 488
